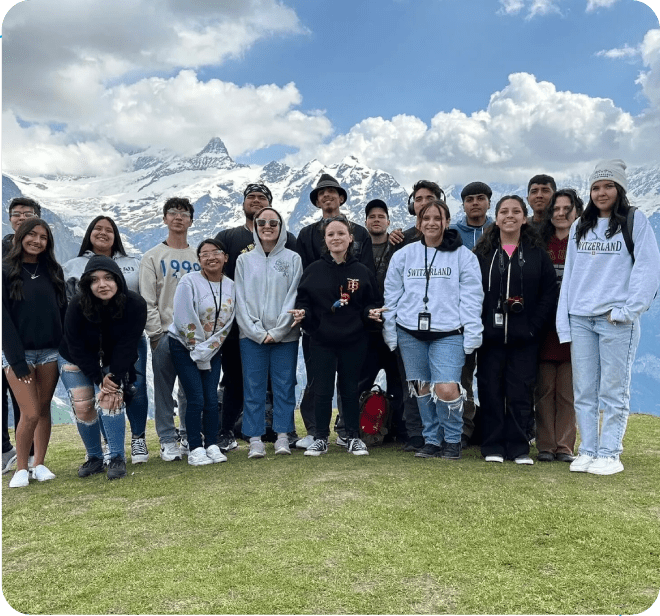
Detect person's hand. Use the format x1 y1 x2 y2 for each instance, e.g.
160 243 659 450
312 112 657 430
288 309 305 327
101 373 119 394
97 390 123 412
264 334 275 344
389 228 405 245
368 307 388 322
6 366 32 385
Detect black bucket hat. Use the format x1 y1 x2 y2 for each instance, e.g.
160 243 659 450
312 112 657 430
309 173 348 207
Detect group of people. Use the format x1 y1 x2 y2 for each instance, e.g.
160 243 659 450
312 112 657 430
3 158 659 487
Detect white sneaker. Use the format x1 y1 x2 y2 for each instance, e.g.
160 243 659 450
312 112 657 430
587 456 624 476
188 447 213 466
304 439 328 456
248 440 266 459
347 438 369 456
274 437 291 455
335 435 348 447
570 454 595 473
296 434 315 449
131 436 149 464
9 469 29 488
179 438 190 456
485 455 504 463
514 455 534 465
206 444 227 463
160 441 182 461
2 447 17 474
31 464 56 481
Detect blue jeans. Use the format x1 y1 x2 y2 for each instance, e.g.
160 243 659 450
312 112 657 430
125 334 148 437
397 327 465 446
239 338 297 437
168 337 221 451
152 334 187 443
569 314 641 459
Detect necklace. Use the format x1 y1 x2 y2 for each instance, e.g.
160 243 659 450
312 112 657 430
22 263 40 279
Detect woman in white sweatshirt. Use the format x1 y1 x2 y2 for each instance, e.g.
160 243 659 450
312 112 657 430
383 199 484 460
235 207 303 458
557 160 660 475
168 238 235 466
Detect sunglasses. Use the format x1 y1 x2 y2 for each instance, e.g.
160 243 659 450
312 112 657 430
255 219 281 228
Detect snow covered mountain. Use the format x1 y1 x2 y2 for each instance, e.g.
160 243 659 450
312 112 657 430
2 137 660 417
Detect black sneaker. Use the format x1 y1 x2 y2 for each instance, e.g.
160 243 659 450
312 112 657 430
218 432 238 453
404 435 425 452
78 456 105 478
441 442 461 460
415 443 442 458
107 456 127 480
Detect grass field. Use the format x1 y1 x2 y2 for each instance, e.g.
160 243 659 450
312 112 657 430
2 414 659 615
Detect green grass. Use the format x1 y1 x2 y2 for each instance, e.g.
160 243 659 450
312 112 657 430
3 414 660 615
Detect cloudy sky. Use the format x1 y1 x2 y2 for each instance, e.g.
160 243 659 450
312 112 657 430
1 0 659 187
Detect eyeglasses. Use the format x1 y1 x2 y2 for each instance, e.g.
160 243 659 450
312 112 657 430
166 208 191 219
255 219 281 228
9 211 36 219
199 250 224 260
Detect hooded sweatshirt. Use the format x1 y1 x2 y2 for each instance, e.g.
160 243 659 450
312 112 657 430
63 250 141 301
58 255 147 386
295 253 380 347
450 215 494 251
556 210 660 342
168 270 235 371
383 228 484 354
234 210 303 344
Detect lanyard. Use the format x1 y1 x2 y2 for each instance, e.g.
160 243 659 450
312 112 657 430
423 245 439 309
206 278 221 334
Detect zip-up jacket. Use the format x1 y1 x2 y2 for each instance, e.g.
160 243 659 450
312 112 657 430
477 239 557 346
451 216 494 251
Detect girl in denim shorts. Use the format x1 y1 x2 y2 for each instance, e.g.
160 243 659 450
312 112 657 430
2 218 67 488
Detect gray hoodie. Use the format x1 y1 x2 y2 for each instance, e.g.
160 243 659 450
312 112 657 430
234 210 303 344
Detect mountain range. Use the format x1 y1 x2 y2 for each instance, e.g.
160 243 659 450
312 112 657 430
2 137 659 419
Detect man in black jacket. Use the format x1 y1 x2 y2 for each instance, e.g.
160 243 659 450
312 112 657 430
295 174 375 448
2 197 41 474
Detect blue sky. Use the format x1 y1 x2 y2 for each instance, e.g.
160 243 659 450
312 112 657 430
1 0 660 186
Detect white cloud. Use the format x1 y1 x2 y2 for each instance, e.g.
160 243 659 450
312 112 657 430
596 44 641 59
636 28 660 107
288 72 641 188
586 0 620 11
498 0 561 19
498 0 526 15
528 0 562 18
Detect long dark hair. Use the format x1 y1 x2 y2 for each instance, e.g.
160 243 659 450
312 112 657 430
78 216 127 257
78 269 126 322
539 189 585 246
3 217 65 304
575 183 630 245
474 195 543 257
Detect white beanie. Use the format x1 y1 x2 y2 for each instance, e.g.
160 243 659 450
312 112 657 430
589 159 627 193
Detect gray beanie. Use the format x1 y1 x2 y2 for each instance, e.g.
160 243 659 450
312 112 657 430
589 159 627 193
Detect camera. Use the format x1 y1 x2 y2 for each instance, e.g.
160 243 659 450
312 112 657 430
505 297 524 314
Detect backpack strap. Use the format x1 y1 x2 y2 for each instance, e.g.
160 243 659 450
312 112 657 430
621 206 636 264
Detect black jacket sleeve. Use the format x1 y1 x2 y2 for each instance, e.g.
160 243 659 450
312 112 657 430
529 248 558 338
108 294 148 385
63 297 104 384
2 274 29 378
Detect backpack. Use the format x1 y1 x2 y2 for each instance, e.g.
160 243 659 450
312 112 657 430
621 206 637 263
358 385 392 447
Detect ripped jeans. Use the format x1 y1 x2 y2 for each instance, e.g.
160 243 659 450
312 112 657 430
397 327 466 446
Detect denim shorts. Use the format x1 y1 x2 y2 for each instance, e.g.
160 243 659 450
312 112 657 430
397 326 465 385
2 348 59 371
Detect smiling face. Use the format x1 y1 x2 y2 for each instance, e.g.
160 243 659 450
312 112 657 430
417 204 448 246
90 218 115 256
412 188 436 215
256 209 281 246
324 220 352 258
551 195 577 233
243 191 270 221
21 225 48 261
590 180 619 218
198 242 227 278
496 199 526 238
89 270 119 302
9 205 37 233
317 187 343 217
365 207 389 239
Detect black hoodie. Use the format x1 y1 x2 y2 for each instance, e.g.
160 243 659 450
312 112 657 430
58 255 147 386
295 253 381 347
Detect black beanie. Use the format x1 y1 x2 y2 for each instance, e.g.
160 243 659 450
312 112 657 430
309 173 348 206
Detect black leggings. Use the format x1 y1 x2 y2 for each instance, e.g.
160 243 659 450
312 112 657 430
309 338 368 440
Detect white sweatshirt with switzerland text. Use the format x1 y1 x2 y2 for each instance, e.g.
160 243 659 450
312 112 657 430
556 210 660 343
